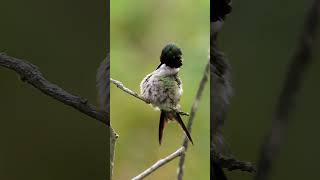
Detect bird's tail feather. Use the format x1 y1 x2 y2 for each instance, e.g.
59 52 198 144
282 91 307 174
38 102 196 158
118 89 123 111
159 111 167 145
175 112 193 144
158 110 193 145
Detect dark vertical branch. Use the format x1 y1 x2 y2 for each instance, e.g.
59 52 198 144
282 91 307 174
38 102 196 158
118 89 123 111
255 1 320 179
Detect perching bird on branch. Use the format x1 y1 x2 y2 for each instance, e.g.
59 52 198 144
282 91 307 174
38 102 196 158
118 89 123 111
140 43 193 145
211 0 232 180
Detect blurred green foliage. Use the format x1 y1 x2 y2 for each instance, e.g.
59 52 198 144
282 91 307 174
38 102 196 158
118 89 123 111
111 0 210 179
0 0 108 179
220 0 320 179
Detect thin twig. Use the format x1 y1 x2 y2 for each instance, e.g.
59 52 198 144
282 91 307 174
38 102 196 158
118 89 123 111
110 127 119 179
110 78 189 116
110 78 147 102
0 53 109 126
255 1 320 180
131 147 185 180
177 60 210 180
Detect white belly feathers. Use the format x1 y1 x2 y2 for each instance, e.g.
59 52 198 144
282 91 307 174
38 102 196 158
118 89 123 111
140 64 182 111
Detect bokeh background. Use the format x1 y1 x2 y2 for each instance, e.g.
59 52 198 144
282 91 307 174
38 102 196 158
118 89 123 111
110 0 210 179
219 0 320 179
0 0 108 179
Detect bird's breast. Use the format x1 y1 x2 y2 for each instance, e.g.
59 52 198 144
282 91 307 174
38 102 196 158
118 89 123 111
140 74 182 110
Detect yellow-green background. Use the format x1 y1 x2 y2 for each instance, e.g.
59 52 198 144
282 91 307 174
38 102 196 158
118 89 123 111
0 0 108 179
220 0 320 179
111 0 210 179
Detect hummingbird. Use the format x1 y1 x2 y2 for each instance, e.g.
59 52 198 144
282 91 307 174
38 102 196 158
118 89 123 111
140 43 193 145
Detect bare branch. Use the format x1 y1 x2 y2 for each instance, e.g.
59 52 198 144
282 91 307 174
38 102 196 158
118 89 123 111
110 127 119 179
177 60 210 180
255 1 320 180
213 151 256 173
211 146 256 173
0 53 109 126
131 147 185 180
110 78 147 103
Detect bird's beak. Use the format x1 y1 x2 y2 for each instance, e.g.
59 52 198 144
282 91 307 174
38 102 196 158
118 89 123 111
156 62 163 70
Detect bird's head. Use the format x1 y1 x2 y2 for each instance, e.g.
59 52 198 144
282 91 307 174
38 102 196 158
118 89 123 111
158 43 183 69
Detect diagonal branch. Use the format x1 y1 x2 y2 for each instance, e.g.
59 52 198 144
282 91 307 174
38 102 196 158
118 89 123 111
0 53 109 126
131 147 186 180
110 78 146 102
177 60 210 180
254 1 320 180
110 126 118 180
